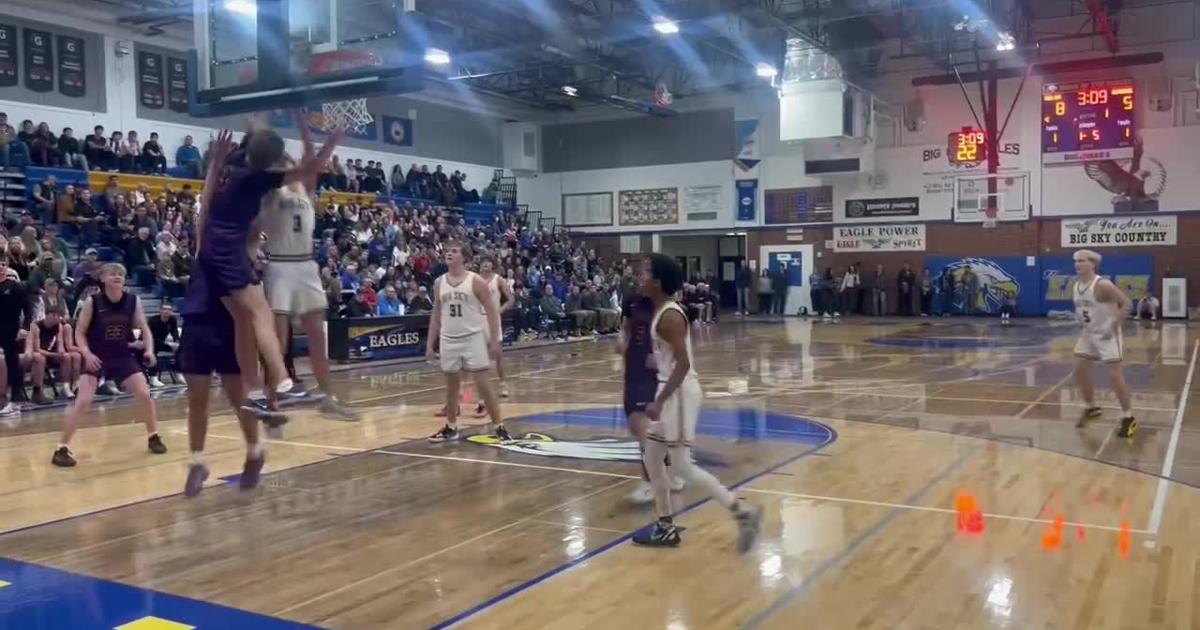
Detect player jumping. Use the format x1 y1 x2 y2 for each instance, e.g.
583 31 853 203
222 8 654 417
1071 249 1136 437
426 242 509 443
258 155 358 420
631 254 761 551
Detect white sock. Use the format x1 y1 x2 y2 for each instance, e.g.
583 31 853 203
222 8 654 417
274 378 294 394
189 451 206 465
668 445 737 511
247 442 263 459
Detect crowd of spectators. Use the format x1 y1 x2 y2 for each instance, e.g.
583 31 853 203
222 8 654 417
1 112 504 206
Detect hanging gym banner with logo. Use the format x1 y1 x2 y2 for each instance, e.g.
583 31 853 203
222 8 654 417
833 224 926 252
844 197 920 218
167 56 188 112
0 24 18 88
137 50 164 108
56 35 85 97
22 28 53 92
736 180 757 222
382 116 414 147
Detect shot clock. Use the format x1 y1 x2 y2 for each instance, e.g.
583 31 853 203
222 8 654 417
948 128 987 166
1042 80 1135 164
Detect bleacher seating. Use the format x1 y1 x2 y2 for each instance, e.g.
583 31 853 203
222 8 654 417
87 171 203 196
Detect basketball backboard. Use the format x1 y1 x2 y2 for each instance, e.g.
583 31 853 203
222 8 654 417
954 172 1030 224
189 0 431 117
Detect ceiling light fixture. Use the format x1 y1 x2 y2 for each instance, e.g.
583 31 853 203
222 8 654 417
561 85 578 97
224 0 256 16
755 62 778 78
424 48 451 65
653 17 680 35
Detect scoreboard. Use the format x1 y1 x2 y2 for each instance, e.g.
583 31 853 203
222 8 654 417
1042 80 1135 164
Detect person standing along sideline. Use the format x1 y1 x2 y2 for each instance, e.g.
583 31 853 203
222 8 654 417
897 263 915 316
919 268 933 316
734 259 751 315
808 269 824 318
771 262 788 315
757 269 774 316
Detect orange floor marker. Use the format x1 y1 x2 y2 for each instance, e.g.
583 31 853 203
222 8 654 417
954 492 985 535
1042 515 1064 551
1117 520 1131 558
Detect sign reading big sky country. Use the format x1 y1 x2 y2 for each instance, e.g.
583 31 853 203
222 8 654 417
833 224 926 252
1060 215 1176 247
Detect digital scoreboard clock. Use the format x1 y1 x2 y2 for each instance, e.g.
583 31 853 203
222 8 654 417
1042 81 1135 164
948 128 986 166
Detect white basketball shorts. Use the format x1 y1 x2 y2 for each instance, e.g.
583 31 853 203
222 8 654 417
1074 328 1123 364
264 260 326 316
440 333 490 373
647 378 702 448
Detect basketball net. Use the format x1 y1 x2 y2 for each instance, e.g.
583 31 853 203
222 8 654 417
309 51 378 134
982 205 998 229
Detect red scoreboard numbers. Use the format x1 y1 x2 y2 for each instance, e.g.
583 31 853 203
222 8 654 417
1042 81 1136 163
949 128 986 166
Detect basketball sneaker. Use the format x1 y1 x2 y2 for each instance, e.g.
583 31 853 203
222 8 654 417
0 402 18 417
148 376 165 388
499 382 511 399
735 501 764 553
99 380 121 396
1117 416 1137 438
51 445 76 468
428 425 461 443
629 480 654 504
147 433 168 454
184 463 209 498
632 519 681 547
494 424 512 442
240 453 266 490
1076 406 1103 428
318 396 360 421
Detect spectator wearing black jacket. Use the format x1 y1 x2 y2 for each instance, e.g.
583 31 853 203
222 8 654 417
142 132 166 174
0 259 32 402
59 127 87 170
126 227 157 286
146 302 180 388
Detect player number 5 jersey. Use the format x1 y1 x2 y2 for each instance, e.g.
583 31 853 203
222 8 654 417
1073 276 1116 335
439 272 487 338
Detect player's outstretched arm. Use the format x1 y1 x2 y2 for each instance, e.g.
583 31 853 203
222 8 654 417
196 129 236 252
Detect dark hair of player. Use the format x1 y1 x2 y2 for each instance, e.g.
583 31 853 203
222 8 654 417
246 129 286 171
646 253 683 295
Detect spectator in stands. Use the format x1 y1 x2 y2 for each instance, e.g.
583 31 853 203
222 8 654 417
72 248 103 296
147 302 180 388
156 249 185 298
29 122 60 167
540 283 569 339
0 261 31 404
378 285 403 315
32 175 58 225
33 277 69 323
175 135 202 178
142 132 166 174
16 120 34 149
121 130 143 173
563 284 594 335
59 127 87 170
70 188 103 247
110 131 129 172
344 286 373 317
27 251 61 292
408 285 433 313
133 202 159 234
7 237 32 282
0 112 15 167
126 227 157 286
20 307 55 405
584 282 618 332
1137 291 1160 321
85 125 113 171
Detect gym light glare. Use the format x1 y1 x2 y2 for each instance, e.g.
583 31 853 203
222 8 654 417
224 0 256 16
424 48 451 65
996 32 1016 51
653 17 680 35
755 63 778 78
561 86 578 97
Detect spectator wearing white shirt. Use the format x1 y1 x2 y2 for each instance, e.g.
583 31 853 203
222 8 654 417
839 264 861 315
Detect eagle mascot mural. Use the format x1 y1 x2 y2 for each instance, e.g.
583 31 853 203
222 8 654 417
1083 135 1167 209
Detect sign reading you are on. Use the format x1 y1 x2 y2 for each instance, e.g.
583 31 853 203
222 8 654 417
833 224 926 252
1060 215 1177 247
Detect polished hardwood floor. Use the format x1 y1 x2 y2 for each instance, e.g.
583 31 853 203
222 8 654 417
1 316 1198 629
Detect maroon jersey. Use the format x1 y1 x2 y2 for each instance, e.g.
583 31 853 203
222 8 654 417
622 295 656 384
87 291 136 362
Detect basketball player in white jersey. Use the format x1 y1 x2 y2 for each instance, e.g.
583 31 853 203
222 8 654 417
427 242 509 442
1071 249 1136 437
258 161 358 420
632 254 762 551
478 256 513 399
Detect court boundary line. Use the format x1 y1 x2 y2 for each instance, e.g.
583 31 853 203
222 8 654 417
1146 338 1199 539
422 428 839 630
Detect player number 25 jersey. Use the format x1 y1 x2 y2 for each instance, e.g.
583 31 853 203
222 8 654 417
438 272 487 338
260 185 315 258
1074 276 1116 334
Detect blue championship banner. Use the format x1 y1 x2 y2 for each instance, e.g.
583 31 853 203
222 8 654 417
328 313 518 362
735 179 757 222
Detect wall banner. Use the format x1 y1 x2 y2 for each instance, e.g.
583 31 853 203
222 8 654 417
833 224 926 252
0 24 16 88
1060 215 1176 248
845 197 919 218
736 180 757 222
23 28 53 92
137 50 164 108
56 35 85 97
167 56 189 112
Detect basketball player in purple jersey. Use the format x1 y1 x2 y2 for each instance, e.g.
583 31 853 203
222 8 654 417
622 291 683 503
197 121 340 418
53 263 165 467
179 262 265 497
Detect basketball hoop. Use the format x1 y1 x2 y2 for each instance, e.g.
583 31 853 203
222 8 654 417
309 50 380 134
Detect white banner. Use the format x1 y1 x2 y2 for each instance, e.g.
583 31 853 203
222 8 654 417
833 224 926 252
683 185 724 216
1060 215 1177 248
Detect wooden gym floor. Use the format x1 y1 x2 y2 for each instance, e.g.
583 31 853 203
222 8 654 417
1 317 1199 629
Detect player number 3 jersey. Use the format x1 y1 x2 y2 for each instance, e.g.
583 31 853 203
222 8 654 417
260 185 315 259
439 272 487 339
